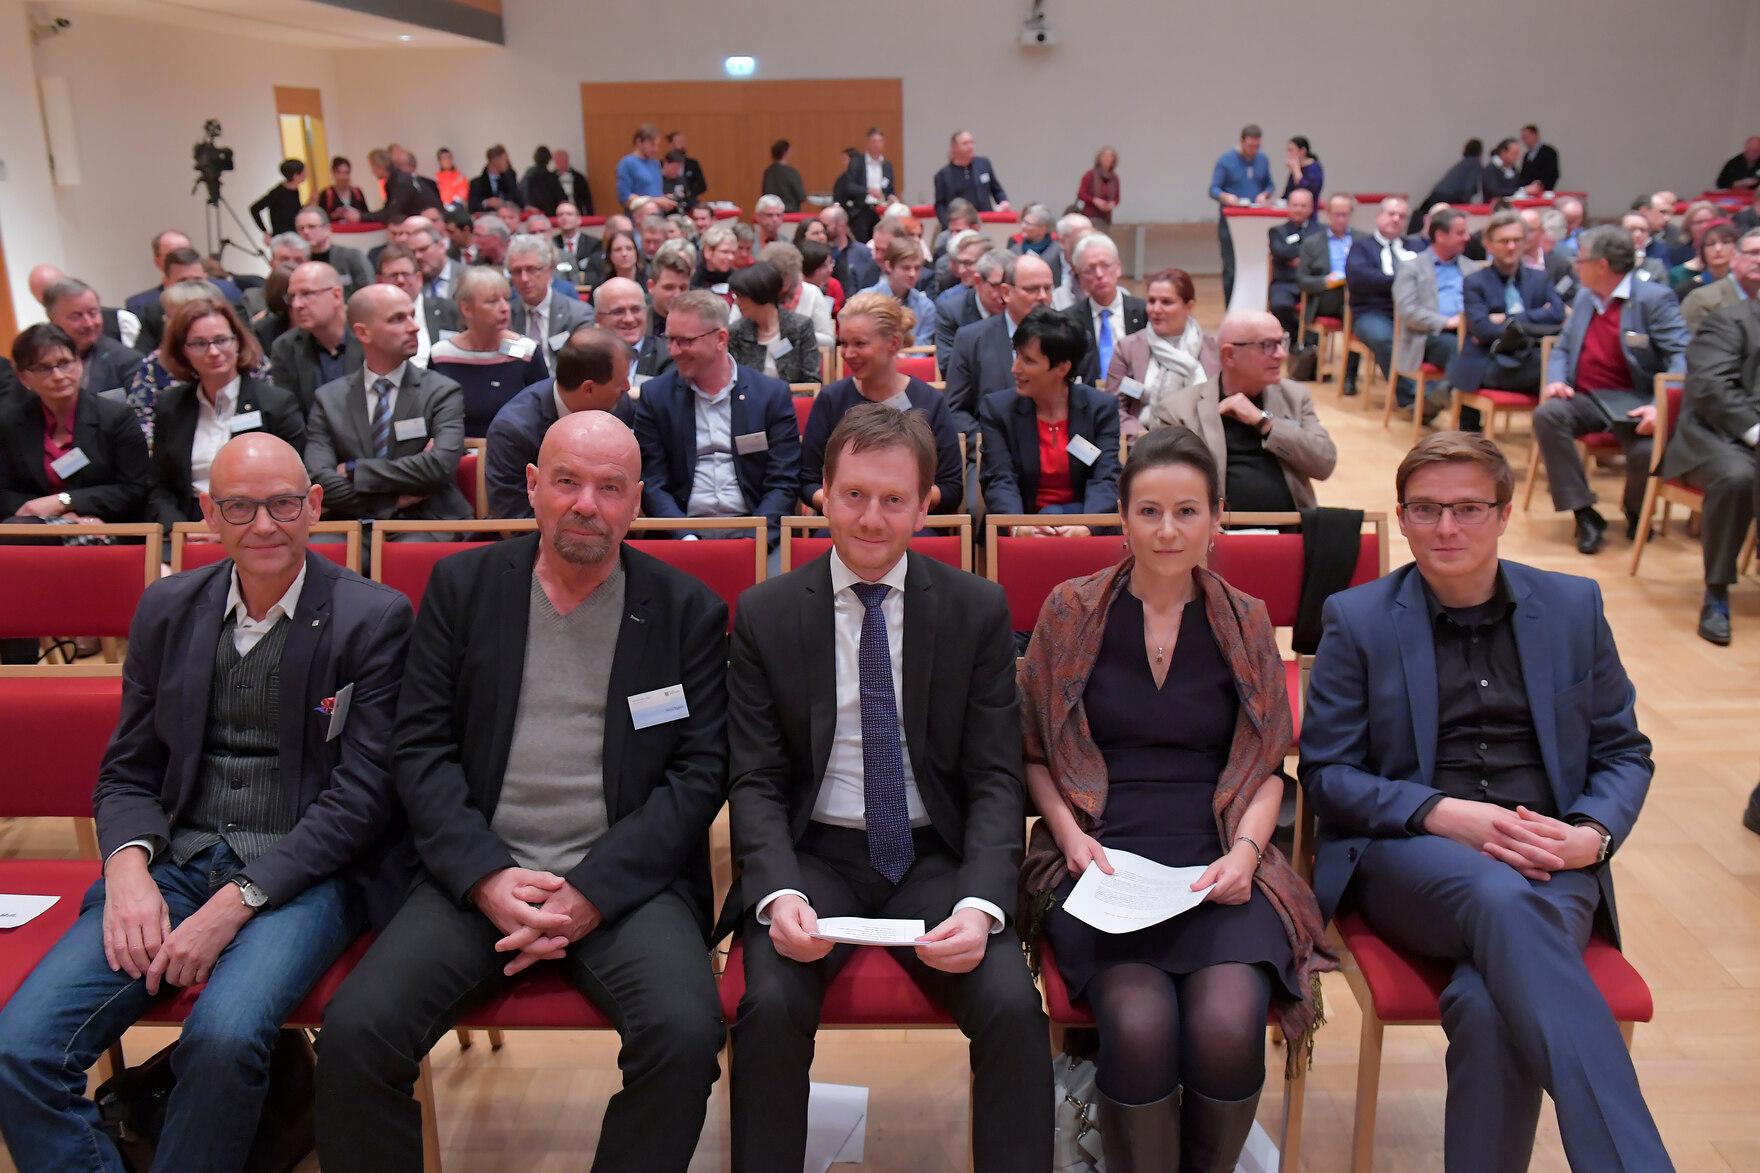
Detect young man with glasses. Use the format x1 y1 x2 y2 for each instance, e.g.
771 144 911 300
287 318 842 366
0 432 414 1173
1300 431 1672 1173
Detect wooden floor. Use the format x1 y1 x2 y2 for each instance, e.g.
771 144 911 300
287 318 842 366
4 276 1759 1171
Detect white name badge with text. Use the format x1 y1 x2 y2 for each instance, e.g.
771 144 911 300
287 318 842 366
50 447 90 479
1117 377 1145 400
501 336 537 360
735 431 770 455
394 417 428 442
229 410 263 433
768 337 794 358
629 684 690 730
1067 434 1102 466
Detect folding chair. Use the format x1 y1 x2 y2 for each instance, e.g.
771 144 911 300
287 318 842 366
780 514 972 572
1449 335 1552 445
370 518 536 610
1628 373 1703 575
1383 315 1465 447
1299 290 1346 387
170 521 363 573
626 517 766 628
458 438 488 520
983 514 1128 630
0 523 161 663
1344 304 1380 410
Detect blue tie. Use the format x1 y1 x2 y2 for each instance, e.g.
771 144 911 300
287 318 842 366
851 581 913 884
1098 309 1114 379
371 377 393 458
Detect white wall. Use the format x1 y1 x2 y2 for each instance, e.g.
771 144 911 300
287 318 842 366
333 0 1760 232
0 0 67 326
28 11 344 304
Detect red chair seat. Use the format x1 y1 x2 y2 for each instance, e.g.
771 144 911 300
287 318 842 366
793 396 815 435
1460 389 1538 407
0 860 101 1007
378 540 497 610
1335 911 1652 1024
1662 479 1705 501
1419 363 1444 375
1314 317 1342 329
0 676 121 816
1581 431 1621 451
456 968 615 1030
1285 658 1302 740
994 536 1124 631
626 537 758 628
0 545 151 639
719 938 954 1026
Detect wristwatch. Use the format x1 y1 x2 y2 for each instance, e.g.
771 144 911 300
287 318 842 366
1594 828 1614 864
232 876 270 909
56 492 73 509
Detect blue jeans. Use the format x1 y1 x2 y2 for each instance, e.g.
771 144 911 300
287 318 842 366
0 843 360 1173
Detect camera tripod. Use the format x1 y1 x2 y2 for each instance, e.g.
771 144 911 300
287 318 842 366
194 175 267 267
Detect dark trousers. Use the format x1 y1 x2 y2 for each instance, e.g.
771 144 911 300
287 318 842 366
1218 216 1236 304
1532 395 1652 518
1670 444 1756 586
729 825 1053 1173
315 880 723 1173
1268 281 1302 340
1350 836 1673 1173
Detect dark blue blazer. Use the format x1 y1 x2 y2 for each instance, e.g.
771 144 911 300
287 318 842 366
1345 236 1401 317
799 377 963 513
933 157 1007 226
977 383 1121 516
92 552 416 928
1454 265 1567 392
933 284 982 377
1268 221 1319 286
483 379 634 520
944 312 1020 437
1298 561 1652 945
632 364 802 546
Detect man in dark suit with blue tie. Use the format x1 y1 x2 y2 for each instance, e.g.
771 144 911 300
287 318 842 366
1063 234 1147 388
0 433 413 1172
632 291 801 550
1453 209 1567 396
725 403 1052 1173
1300 432 1673 1173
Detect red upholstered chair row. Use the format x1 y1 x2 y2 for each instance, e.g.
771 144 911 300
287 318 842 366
1629 373 1736 577
171 521 362 574
895 355 938 382
0 524 161 642
718 938 954 1027
781 515 973 574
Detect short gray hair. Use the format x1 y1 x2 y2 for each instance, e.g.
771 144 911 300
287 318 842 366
652 239 696 278
472 215 510 240
455 264 510 304
1022 203 1054 229
974 250 1015 283
161 280 225 312
294 204 327 227
754 194 785 214
1575 224 1636 274
42 277 97 315
506 233 554 267
1055 211 1093 238
946 229 982 256
1072 232 1120 267
269 232 311 259
668 289 730 331
701 223 736 250
1538 209 1568 242
758 241 802 284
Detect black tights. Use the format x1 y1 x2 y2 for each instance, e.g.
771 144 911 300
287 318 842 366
1087 961 1271 1106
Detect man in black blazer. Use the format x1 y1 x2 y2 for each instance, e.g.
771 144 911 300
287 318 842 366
359 147 439 227
933 130 1010 227
554 201 604 286
0 434 413 1172
304 286 471 533
838 128 896 243
271 262 364 413
945 252 1056 444
550 151 594 217
1517 125 1560 194
44 277 144 398
1482 138 1524 201
316 411 730 1173
1064 233 1147 386
727 403 1052 1172
632 291 802 549
1268 189 1320 340
467 144 524 213
485 328 635 519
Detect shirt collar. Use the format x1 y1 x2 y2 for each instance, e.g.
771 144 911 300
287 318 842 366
364 361 408 390
1374 231 1395 248
1730 273 1752 301
1590 272 1634 314
1422 564 1515 629
828 545 909 598
553 386 574 418
204 375 243 417
225 559 308 629
1092 291 1123 314
689 357 735 401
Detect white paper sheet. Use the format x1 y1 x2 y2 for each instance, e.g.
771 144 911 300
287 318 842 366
810 917 927 946
1061 849 1211 934
804 1082 868 1171
0 894 60 929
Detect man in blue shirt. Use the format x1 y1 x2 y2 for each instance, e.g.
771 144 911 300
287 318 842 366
1209 123 1274 303
1391 206 1483 417
615 123 671 214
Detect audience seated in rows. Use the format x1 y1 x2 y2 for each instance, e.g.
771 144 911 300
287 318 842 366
592 275 672 382
1106 267 1221 437
29 263 140 350
946 252 1056 457
1672 222 1739 301
727 261 821 385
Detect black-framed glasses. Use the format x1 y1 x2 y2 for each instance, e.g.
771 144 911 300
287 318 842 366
667 328 719 349
25 356 81 377
1232 335 1290 356
213 495 307 525
184 335 238 353
1400 500 1500 525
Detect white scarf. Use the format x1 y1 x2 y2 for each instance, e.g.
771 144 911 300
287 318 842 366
1143 318 1206 413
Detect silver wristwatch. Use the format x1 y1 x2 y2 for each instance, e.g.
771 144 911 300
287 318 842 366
232 876 270 909
1595 828 1613 864
56 492 73 509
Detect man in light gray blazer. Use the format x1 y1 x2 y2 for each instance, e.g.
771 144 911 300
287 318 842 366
1393 207 1484 418
305 285 471 536
507 234 596 378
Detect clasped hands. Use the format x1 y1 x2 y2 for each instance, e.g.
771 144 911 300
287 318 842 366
1424 797 1604 880
471 866 602 976
766 894 992 974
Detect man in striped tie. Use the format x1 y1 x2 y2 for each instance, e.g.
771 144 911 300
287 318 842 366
725 403 1053 1172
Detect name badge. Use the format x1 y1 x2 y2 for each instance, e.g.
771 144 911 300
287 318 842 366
1624 332 1651 349
768 337 794 358
50 447 90 479
735 430 769 455
881 176 891 190
394 417 428 442
1285 232 1302 244
98 387 127 402
1067 434 1102 466
229 410 263 433
628 684 690 730
327 683 354 742
1117 377 1145 400
548 330 571 351
978 172 991 184
501 336 537 360
629 373 651 396
710 282 730 296
436 329 458 342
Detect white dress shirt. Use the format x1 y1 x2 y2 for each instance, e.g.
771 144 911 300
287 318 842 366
685 365 747 518
411 293 433 369
190 376 243 498
755 549 1004 931
363 361 408 423
865 154 885 197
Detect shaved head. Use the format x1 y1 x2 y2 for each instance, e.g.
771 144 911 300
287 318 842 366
201 433 319 586
346 281 404 329
538 410 641 476
1217 309 1280 345
209 433 310 498
529 411 643 565
28 265 65 303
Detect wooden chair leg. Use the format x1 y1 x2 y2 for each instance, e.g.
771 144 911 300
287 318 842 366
1521 441 1545 510
486 1029 505 1050
454 1028 474 1048
1280 1056 1307 1173
1380 368 1398 430
1628 479 1662 575
1411 375 1427 448
416 1054 443 1173
1349 1009 1384 1173
100 638 122 664
1738 522 1757 575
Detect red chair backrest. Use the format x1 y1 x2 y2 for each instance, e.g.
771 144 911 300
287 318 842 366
896 355 938 382
378 541 495 611
0 675 121 817
789 534 964 571
0 546 148 639
1207 529 1383 626
626 538 757 628
794 396 815 435
457 451 480 514
182 543 350 572
1663 380 1684 445
993 535 1125 630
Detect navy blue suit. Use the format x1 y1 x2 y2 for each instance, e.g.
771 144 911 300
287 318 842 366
933 157 1007 226
1299 560 1669 1173
976 383 1120 516
1453 265 1566 393
933 284 982 377
482 379 635 520
944 312 1021 439
799 377 963 513
1344 235 1400 318
633 364 802 547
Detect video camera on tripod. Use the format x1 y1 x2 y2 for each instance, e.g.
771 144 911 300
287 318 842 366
191 119 234 205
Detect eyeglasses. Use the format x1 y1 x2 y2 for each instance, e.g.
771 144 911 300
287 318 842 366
289 288 340 302
1400 500 1500 525
667 328 719 349
1232 335 1290 356
25 357 81 377
184 335 238 353
213 495 307 525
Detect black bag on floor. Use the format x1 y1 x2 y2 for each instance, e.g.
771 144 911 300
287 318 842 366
94 1028 317 1173
1286 344 1320 383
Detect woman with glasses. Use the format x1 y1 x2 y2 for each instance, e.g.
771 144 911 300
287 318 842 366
1 322 152 528
148 298 305 537
428 266 548 436
1105 269 1221 439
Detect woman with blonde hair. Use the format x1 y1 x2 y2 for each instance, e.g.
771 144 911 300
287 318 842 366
797 291 963 512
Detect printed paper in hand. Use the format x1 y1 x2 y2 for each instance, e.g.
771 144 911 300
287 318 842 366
1061 849 1211 934
810 917 928 946
0 894 60 929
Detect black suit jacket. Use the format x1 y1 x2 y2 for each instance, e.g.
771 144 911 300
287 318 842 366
393 536 730 933
148 377 307 528
837 156 895 242
727 551 1025 919
421 294 461 344
0 390 150 521
467 168 524 213
551 170 594 216
362 169 433 226
1065 295 1148 385
521 165 561 215
977 383 1122 516
93 552 415 927
1517 144 1560 192
270 328 364 415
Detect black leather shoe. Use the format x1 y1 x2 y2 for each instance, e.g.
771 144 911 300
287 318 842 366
1575 511 1607 555
1341 379 1358 397
1699 596 1732 646
1624 508 1652 542
1743 787 1760 837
